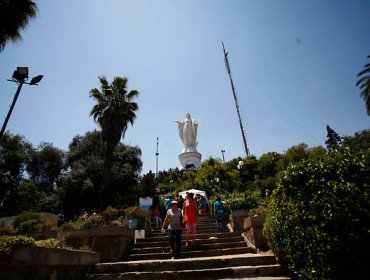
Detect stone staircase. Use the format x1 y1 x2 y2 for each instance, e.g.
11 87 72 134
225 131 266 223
86 215 290 279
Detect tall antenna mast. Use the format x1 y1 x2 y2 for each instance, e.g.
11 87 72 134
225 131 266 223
222 42 250 156
155 137 159 177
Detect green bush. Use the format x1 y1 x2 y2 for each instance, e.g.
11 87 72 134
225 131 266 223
104 206 120 221
60 220 80 231
13 212 54 233
264 148 370 279
221 190 258 211
0 235 35 250
35 238 60 248
110 219 130 227
60 214 103 230
123 206 151 231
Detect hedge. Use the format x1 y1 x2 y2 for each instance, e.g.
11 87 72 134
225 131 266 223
264 148 370 279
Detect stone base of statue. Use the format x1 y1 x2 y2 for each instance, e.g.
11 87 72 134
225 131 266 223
179 151 202 169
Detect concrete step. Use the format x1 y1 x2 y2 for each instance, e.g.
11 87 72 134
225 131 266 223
133 236 245 248
94 253 278 273
86 264 286 280
149 226 218 234
128 246 254 261
137 231 241 243
131 241 250 254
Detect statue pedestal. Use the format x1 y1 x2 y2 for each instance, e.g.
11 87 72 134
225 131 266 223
179 151 202 169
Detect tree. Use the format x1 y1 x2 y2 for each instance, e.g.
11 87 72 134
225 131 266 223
0 132 30 212
89 76 139 208
307 145 327 159
26 142 65 193
257 152 281 179
356 55 370 115
61 131 142 218
325 125 342 151
342 129 370 151
276 143 308 171
0 0 38 52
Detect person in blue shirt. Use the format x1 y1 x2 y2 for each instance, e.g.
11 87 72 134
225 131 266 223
213 196 226 231
199 195 207 216
165 194 173 211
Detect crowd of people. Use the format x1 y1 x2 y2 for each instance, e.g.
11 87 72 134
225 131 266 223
149 191 227 259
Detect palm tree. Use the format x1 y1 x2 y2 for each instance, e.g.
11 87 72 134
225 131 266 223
0 0 38 52
90 76 139 208
356 55 370 116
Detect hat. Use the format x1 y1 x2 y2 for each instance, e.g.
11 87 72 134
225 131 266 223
171 200 178 204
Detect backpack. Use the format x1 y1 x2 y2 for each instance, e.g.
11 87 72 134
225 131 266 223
216 201 224 214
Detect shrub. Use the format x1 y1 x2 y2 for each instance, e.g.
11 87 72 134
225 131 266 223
81 214 103 229
104 206 120 220
123 206 151 230
0 235 35 250
13 212 54 233
78 245 94 252
60 220 79 231
111 218 130 227
221 191 258 211
264 148 370 279
60 214 102 230
0 222 13 235
35 238 60 248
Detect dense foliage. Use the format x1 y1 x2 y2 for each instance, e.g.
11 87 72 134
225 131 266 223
12 211 54 233
264 148 370 279
0 0 38 52
0 131 142 219
61 130 142 218
0 235 35 250
123 206 151 231
325 125 342 151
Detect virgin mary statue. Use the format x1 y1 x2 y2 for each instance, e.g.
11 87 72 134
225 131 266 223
175 113 198 152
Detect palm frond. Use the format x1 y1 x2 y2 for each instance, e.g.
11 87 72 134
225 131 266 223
357 68 370 77
127 90 140 100
359 81 370 90
356 76 370 87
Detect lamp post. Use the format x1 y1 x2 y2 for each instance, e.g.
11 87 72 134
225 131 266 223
0 67 43 141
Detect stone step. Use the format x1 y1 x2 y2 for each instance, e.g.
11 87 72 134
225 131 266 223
133 236 245 248
87 264 286 280
128 246 254 261
93 253 278 273
137 231 241 243
149 227 225 236
131 241 249 254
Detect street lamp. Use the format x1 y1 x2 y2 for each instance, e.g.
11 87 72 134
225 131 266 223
0 67 43 141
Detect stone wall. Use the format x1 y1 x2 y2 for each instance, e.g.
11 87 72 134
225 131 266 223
66 226 134 262
242 215 269 251
0 246 99 280
229 210 249 232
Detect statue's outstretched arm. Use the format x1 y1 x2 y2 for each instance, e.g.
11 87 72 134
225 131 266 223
174 120 184 143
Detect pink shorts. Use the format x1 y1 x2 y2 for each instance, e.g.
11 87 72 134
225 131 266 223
185 222 196 234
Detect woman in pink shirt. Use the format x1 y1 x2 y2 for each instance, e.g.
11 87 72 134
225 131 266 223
182 192 197 246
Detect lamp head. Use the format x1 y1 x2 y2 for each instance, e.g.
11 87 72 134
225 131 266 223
12 67 29 82
30 75 43 85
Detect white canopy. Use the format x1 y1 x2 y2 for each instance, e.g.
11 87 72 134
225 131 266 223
178 189 206 199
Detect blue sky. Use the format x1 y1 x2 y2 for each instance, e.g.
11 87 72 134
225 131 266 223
0 0 369 174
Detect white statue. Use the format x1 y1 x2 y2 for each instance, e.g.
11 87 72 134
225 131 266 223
175 113 198 151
